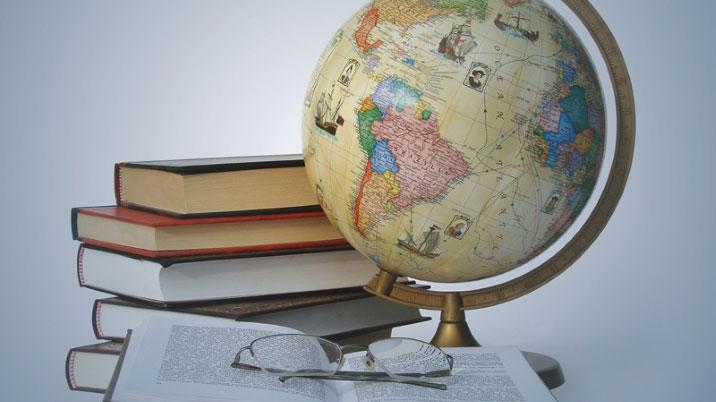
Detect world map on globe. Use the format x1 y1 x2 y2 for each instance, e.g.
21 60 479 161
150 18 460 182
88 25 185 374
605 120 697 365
302 0 605 283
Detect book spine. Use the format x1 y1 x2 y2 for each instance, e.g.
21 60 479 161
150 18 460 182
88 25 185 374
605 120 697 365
114 163 125 207
65 349 78 390
70 208 81 240
92 299 104 339
76 245 86 287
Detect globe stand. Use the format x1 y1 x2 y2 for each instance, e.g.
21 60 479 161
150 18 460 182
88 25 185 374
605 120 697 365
365 271 481 347
365 271 570 389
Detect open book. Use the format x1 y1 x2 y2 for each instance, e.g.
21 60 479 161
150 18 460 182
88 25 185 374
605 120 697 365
105 317 556 402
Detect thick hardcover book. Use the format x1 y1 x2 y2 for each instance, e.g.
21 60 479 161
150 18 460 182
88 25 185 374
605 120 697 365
93 294 429 341
77 244 379 305
66 341 123 393
71 206 347 258
115 154 321 217
93 290 372 336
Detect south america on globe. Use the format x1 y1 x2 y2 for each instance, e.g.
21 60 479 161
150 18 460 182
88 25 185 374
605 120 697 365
302 0 605 283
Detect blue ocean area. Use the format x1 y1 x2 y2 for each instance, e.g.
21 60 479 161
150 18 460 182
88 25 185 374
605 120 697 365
371 77 421 114
567 150 586 176
370 140 399 175
557 31 577 53
559 85 588 133
544 113 577 168
560 61 577 82
567 187 582 208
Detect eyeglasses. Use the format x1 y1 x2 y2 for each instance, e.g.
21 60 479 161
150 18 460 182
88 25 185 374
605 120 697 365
231 334 454 390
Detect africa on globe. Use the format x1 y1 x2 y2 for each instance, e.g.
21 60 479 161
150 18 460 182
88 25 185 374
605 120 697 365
302 0 605 283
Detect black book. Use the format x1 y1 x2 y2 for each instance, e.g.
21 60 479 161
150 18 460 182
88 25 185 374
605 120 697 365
93 295 430 342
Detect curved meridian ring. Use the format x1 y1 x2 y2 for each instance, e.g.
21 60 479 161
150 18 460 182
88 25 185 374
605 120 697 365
364 0 636 311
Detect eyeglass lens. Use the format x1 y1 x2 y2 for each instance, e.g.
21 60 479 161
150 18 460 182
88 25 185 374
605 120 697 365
250 334 342 375
368 338 451 376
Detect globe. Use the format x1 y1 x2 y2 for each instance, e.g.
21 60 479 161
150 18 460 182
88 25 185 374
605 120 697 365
302 0 610 284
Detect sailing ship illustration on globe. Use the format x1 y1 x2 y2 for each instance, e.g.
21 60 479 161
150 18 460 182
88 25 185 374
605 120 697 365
438 19 477 63
494 12 540 42
314 85 345 136
398 224 443 259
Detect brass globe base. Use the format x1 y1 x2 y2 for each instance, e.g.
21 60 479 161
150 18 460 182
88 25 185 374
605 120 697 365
430 319 480 348
429 292 480 347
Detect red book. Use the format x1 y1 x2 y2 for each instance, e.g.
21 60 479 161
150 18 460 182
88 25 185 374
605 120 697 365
71 206 348 258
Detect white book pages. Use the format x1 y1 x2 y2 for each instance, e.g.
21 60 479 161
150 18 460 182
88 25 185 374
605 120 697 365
106 317 334 402
336 347 556 402
105 318 555 402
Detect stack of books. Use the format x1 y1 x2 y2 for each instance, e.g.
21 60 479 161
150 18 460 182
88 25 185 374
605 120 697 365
66 155 429 394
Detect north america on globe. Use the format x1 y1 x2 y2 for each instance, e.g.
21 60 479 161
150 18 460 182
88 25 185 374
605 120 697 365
302 0 605 283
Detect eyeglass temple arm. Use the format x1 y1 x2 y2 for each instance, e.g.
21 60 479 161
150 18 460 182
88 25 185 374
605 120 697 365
279 372 448 391
231 346 261 371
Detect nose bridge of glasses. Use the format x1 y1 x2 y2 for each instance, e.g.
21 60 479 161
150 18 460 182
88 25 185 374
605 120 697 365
334 344 367 371
364 350 378 369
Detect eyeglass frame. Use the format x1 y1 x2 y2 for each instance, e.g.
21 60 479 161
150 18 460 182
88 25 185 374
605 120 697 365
231 334 454 390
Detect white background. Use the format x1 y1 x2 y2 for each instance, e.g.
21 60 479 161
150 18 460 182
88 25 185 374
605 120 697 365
0 1 714 401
